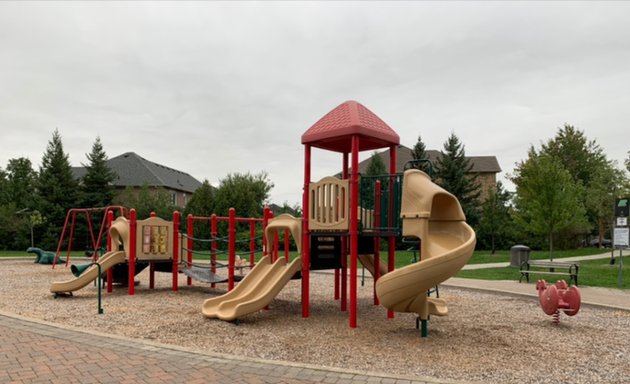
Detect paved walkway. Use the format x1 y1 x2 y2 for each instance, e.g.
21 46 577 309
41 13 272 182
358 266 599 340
0 311 451 384
2 251 628 383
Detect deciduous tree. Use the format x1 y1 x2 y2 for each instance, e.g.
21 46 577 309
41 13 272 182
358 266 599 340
477 182 515 254
511 151 587 258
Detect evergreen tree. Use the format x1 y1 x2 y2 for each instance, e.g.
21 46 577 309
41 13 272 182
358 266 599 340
411 135 432 175
37 129 79 248
81 136 116 208
476 182 515 253
434 133 481 226
365 151 386 176
361 152 387 209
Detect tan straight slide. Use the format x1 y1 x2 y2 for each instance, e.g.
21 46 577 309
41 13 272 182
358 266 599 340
50 251 126 294
201 255 302 321
375 170 476 320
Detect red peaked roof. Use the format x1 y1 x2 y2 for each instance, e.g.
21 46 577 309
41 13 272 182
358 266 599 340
301 100 400 153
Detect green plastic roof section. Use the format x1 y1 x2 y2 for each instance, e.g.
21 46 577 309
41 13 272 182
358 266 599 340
301 100 400 153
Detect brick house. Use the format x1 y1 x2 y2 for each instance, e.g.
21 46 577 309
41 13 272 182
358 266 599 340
353 145 501 201
73 152 202 207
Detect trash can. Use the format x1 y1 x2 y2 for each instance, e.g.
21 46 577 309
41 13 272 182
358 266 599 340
510 245 530 267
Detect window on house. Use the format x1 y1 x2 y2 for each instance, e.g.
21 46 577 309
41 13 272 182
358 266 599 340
171 191 177 205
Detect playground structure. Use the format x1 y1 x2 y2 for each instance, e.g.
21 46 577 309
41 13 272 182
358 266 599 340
50 207 290 296
536 279 581 324
49 100 476 336
201 100 476 334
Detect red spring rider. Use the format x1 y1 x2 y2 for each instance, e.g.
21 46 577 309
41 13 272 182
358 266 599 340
536 280 581 324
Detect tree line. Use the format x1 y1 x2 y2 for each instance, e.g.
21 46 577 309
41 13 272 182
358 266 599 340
0 129 274 252
366 124 630 254
3 125 629 254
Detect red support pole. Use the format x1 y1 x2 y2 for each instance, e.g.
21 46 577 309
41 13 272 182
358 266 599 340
340 151 349 310
350 135 359 328
66 211 77 266
128 209 136 295
172 211 179 292
250 220 256 266
262 207 270 255
301 144 311 318
228 208 236 291
149 212 156 289
211 214 217 289
106 210 114 293
187 214 193 286
53 210 72 269
374 180 381 306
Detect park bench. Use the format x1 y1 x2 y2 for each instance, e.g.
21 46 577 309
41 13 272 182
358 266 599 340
519 260 580 286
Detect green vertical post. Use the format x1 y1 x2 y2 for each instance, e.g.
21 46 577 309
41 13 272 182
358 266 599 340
91 262 103 314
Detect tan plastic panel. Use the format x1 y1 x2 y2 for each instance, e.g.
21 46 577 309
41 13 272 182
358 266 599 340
357 254 388 278
309 177 349 231
375 169 476 320
50 251 126 294
135 217 174 261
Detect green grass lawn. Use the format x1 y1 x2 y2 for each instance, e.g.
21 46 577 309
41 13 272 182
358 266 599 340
4 247 626 289
456 255 629 289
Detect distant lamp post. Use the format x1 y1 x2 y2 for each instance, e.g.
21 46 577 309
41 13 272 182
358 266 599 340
16 208 41 248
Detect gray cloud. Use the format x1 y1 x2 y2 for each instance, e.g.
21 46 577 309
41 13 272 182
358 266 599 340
1 2 629 205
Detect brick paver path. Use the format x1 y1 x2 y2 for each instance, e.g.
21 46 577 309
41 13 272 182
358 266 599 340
0 313 453 384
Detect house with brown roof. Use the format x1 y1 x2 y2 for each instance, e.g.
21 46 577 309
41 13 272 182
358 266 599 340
73 152 202 207
353 145 501 201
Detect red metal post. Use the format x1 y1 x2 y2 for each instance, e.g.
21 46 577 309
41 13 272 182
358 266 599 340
211 214 217 289
340 151 349 310
228 208 236 291
250 220 256 266
262 207 270 255
106 210 114 293
66 211 77 266
350 135 359 328
187 214 193 286
301 144 311 318
128 209 136 295
172 211 180 292
53 211 72 269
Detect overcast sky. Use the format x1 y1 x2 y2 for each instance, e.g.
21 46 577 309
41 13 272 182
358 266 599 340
1 2 629 206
